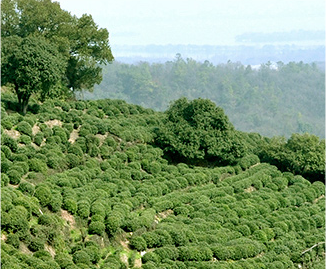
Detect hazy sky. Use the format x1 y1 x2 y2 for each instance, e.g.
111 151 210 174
56 0 325 46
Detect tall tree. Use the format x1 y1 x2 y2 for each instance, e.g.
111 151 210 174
1 35 66 114
1 0 114 104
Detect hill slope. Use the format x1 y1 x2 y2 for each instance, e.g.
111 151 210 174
1 92 325 269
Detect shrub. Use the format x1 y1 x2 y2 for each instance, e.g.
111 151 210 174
1 173 10 187
6 233 20 249
142 252 160 264
237 225 251 236
33 133 44 146
253 230 268 243
148 161 162 174
174 206 190 216
73 250 90 265
99 145 112 159
66 153 82 169
33 250 53 261
68 145 84 157
1 145 12 159
19 134 32 145
2 134 18 152
1 158 11 174
130 236 147 251
100 160 111 171
75 101 86 110
239 154 260 170
63 198 77 214
28 236 45 252
28 158 47 173
311 181 325 197
46 154 62 170
84 245 101 264
7 169 22 185
95 121 108 134
105 216 122 236
38 214 54 226
77 201 90 219
79 123 96 137
55 253 74 268
154 200 173 212
1 118 13 130
16 121 33 136
312 214 324 228
42 127 53 138
88 144 99 157
48 191 62 213
34 186 52 207
88 221 105 236
90 202 106 217
103 136 117 148
18 182 35 196
91 214 104 223
155 246 179 261
178 246 213 261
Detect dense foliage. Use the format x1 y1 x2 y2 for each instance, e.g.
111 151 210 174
83 57 325 138
1 0 114 113
1 35 66 114
155 98 245 165
1 91 325 269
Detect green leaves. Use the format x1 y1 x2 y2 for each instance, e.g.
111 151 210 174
155 97 245 164
260 133 325 182
1 0 114 112
1 35 66 113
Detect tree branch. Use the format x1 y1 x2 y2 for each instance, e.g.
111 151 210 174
301 242 325 255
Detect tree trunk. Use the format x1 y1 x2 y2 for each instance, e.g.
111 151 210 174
22 100 28 115
15 85 31 115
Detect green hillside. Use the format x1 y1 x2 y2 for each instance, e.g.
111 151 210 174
1 91 325 269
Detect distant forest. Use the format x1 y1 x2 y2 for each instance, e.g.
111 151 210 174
82 57 325 138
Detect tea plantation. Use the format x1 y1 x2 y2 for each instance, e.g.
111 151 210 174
1 92 325 269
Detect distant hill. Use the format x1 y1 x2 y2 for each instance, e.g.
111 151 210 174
83 59 325 138
112 44 325 65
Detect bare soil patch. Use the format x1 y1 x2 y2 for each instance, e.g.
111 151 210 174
32 124 41 135
1 233 7 241
45 244 56 258
45 119 62 128
4 129 20 139
20 243 33 255
69 129 79 144
61 209 76 228
244 186 257 193
95 133 108 146
134 258 142 268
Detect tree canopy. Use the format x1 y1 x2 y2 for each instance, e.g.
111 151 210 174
83 58 325 138
259 133 325 182
155 98 246 165
1 0 114 113
1 35 66 114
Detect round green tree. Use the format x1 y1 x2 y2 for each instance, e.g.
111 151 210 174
1 35 66 114
155 97 245 165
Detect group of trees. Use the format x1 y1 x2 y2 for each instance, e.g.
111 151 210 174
84 57 325 138
259 133 325 182
1 1 325 268
1 0 114 114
